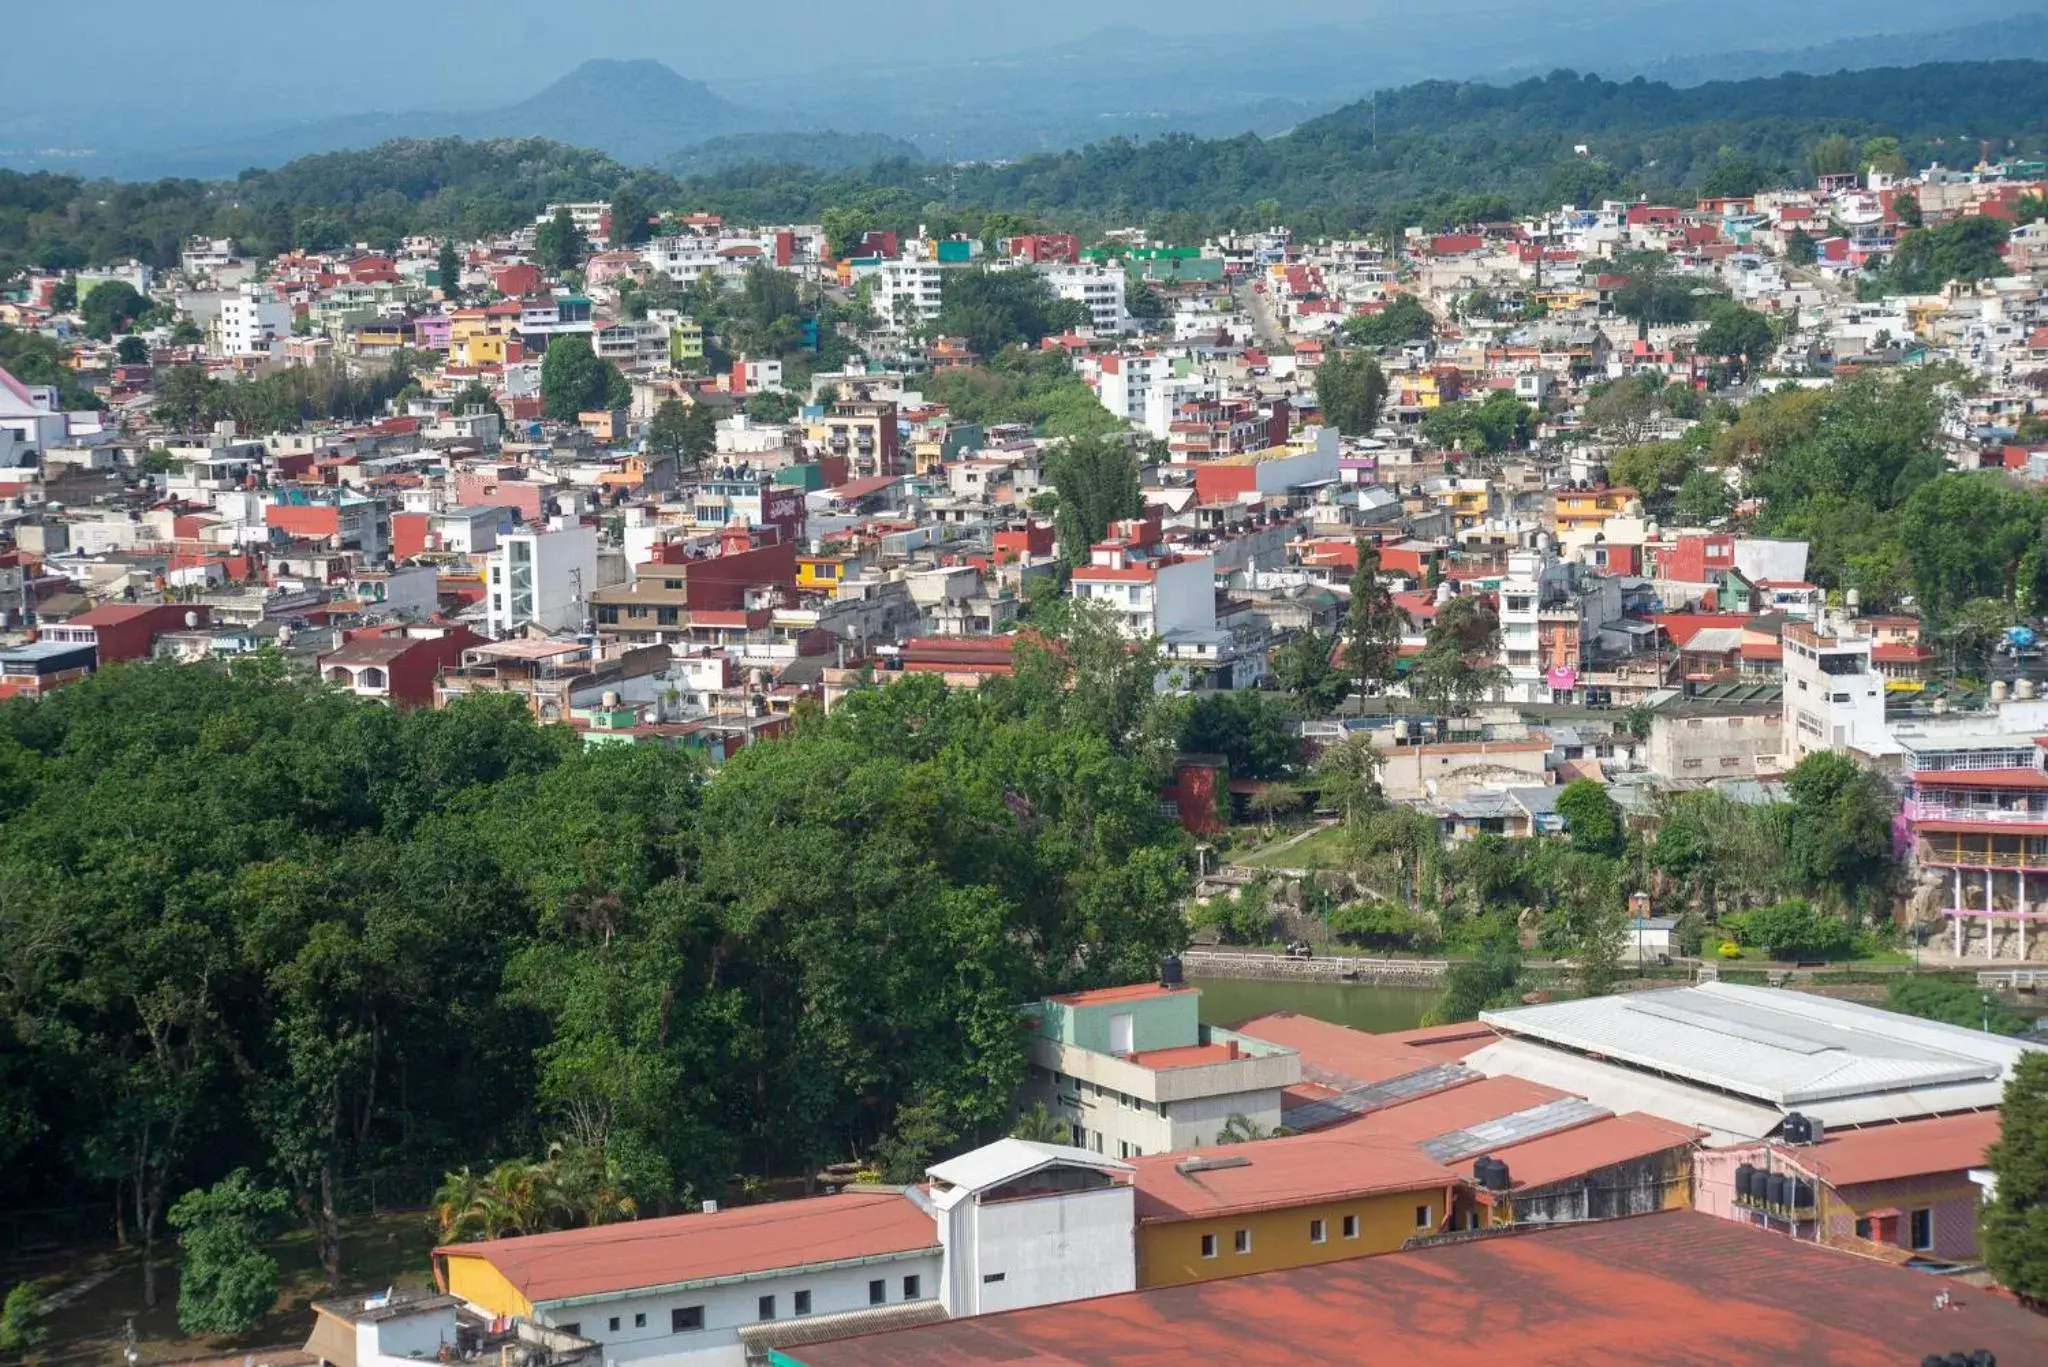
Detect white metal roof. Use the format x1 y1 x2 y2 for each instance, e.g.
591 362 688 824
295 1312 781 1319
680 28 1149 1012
1464 1036 1781 1146
924 1138 1131 1211
1479 982 2042 1108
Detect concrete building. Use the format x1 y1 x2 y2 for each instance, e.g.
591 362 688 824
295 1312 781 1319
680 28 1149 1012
1042 263 1129 334
1899 728 2048 960
926 1140 1135 1319
870 260 948 332
1021 980 1301 1157
0 366 66 456
1644 690 1784 783
216 287 291 358
1496 544 1626 704
1780 618 1886 762
487 525 600 637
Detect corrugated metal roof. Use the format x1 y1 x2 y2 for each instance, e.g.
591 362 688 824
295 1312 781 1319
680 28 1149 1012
1420 1097 1609 1163
1463 1037 1783 1145
1284 1063 1477 1133
1480 983 2039 1107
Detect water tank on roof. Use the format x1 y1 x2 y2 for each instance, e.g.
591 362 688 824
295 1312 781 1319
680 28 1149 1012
1160 954 1184 988
601 690 621 708
1735 1163 1756 1202
1766 1173 1788 1209
1994 681 2011 703
2020 680 2040 701
1792 1179 1815 1211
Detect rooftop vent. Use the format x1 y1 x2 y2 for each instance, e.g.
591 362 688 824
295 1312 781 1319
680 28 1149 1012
1175 1155 1253 1177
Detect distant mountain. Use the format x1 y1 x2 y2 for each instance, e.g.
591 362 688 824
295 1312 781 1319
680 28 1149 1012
0 60 761 180
1532 13 2048 86
661 131 926 176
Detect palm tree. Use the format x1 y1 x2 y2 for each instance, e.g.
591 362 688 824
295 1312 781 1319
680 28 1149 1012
429 1166 488 1243
1010 1101 1073 1146
1216 1114 1285 1144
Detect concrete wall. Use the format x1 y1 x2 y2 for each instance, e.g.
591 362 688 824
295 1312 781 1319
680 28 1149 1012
1136 1185 1452 1289
942 1185 1135 1318
1647 711 1782 783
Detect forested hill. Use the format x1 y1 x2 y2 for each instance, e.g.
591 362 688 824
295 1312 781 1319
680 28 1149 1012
9 59 2048 273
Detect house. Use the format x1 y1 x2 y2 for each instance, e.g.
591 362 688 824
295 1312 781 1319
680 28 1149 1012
38 603 209 664
0 640 96 698
0 366 65 456
1897 728 2048 960
487 526 601 637
1020 979 1301 1158
304 1293 600 1367
318 624 481 708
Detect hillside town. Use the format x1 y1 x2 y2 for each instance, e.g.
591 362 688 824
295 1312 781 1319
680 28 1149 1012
13 140 2048 1367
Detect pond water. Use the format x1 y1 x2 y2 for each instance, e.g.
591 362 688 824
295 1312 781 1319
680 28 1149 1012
1192 977 1443 1034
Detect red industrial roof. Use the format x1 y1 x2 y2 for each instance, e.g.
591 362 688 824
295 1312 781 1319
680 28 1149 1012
1130 1131 1454 1224
1474 1113 1697 1199
1792 1111 2001 1189
434 1191 935 1303
1234 1012 1478 1088
1045 983 1195 1008
785 1210 2048 1366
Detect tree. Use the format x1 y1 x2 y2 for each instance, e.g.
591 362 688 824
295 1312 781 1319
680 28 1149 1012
645 399 716 464
1311 734 1384 827
1584 376 1672 446
1700 149 1767 199
80 280 149 340
116 334 151 365
1427 949 1523 1025
1809 135 1858 181
1246 782 1306 837
608 187 654 248
1270 631 1349 714
540 335 628 419
1343 540 1406 693
1341 296 1433 349
450 379 504 425
1781 750 1896 911
1695 301 1776 377
1216 1114 1281 1144
437 240 463 301
1010 1101 1072 1146
746 389 801 424
1673 467 1731 524
1208 881 1276 945
1893 192 1923 230
1787 228 1820 267
1408 596 1507 722
1862 135 1909 178
1422 390 1534 454
1315 351 1389 436
167 1169 288 1337
1178 691 1299 781
1982 1052 2048 1302
536 206 586 273
1886 978 2025 1034
1726 900 1853 959
2016 192 2048 228
0 1283 47 1353
1888 215 2011 293
1043 436 1140 568
1555 780 1624 857
934 268 1082 354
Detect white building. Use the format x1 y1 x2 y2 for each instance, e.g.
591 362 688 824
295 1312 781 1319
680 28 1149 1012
870 260 948 332
487 525 600 637
0 367 65 457
1497 544 1626 705
1042 263 1129 334
1094 353 1169 427
1070 544 1215 643
216 288 291 358
927 1140 1135 1318
1781 617 1886 763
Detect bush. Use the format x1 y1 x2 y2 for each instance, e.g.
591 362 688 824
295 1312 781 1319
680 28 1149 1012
1327 899 1436 951
167 1169 288 1338
1886 977 2027 1034
1724 899 1853 960
0 1283 47 1352
1427 949 1523 1025
1209 882 1277 945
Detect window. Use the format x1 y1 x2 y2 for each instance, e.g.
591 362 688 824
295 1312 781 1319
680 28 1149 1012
793 1291 810 1317
1415 1204 1433 1231
607 1318 620 1333
982 1272 1006 1284
903 1275 921 1300
671 1307 702 1333
1201 1234 1218 1259
1233 1229 1252 1254
758 1294 776 1321
1309 1218 1326 1244
1910 1208 1934 1251
868 1280 886 1306
558 1324 579 1338
1854 1217 1873 1240
633 1314 645 1329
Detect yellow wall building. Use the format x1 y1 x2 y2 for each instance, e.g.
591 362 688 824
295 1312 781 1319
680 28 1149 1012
797 555 853 590
1136 1180 1457 1289
439 1251 535 1318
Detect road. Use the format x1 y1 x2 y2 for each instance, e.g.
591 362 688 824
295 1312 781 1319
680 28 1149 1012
1233 275 1287 349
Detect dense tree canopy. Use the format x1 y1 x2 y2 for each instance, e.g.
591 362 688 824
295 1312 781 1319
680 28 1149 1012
0 653 1188 1293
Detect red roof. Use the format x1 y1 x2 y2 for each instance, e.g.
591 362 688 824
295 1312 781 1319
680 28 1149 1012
1912 768 2048 790
434 1191 935 1302
1792 1110 2001 1189
1046 983 1195 1009
787 1209 2048 1366
1130 1131 1454 1224
1234 1013 1479 1088
1124 1043 1240 1071
1474 1112 1697 1199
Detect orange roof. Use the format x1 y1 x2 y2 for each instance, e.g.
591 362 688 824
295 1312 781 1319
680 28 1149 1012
786 1210 2048 1366
1045 983 1194 1008
1329 1075 1570 1146
1473 1113 1697 1200
1793 1111 2001 1189
432 1191 935 1302
1234 1012 1473 1087
1131 1131 1454 1224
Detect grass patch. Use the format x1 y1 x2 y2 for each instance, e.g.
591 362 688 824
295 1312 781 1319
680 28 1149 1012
1234 824 1352 871
32 1209 435 1366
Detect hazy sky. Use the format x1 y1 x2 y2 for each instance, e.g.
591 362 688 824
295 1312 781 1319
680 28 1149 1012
16 0 2046 115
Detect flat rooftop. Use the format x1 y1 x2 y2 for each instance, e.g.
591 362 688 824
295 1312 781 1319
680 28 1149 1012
1480 982 2041 1117
781 1210 2048 1366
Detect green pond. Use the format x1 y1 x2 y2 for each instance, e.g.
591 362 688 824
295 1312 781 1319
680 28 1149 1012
1192 977 1442 1033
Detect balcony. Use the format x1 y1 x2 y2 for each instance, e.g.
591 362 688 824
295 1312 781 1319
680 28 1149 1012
1908 802 2048 827
1919 839 2048 871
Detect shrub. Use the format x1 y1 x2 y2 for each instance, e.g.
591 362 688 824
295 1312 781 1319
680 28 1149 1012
1327 899 1437 951
1725 899 1853 960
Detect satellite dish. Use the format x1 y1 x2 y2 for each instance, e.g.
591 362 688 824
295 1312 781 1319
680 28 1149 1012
184 611 199 629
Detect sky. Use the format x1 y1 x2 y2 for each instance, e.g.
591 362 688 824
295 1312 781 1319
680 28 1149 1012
13 0 2046 117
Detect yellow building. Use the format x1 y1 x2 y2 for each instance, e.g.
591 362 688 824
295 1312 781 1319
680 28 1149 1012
1132 1135 1459 1290
669 319 705 367
1553 484 1638 534
797 554 853 591
456 332 517 368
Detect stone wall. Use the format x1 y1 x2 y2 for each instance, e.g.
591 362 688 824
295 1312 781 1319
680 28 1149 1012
1181 949 1447 987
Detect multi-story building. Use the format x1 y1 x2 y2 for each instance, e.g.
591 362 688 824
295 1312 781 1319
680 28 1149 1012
1021 978 1301 1158
216 288 291 358
1780 618 1885 763
1900 729 2048 960
1496 545 1626 705
1069 539 1216 643
1094 353 1168 427
821 398 900 478
870 260 948 332
1042 263 1128 334
486 525 600 637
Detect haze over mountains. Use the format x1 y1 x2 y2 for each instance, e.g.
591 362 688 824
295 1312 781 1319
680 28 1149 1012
4 2 2048 180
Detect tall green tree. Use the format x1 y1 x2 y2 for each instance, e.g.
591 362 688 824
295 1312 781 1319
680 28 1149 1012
535 206 586 273
436 239 463 300
1044 436 1141 568
167 1169 288 1337
608 187 654 247
1340 296 1433 349
540 335 629 419
1315 351 1389 436
1555 780 1624 857
1409 596 1507 722
1982 1054 2048 1302
1781 750 1896 912
1270 630 1350 714
1343 540 1406 693
646 399 716 464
